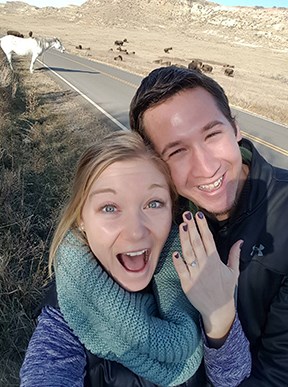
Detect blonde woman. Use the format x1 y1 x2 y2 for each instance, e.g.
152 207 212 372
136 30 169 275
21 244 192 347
20 131 250 387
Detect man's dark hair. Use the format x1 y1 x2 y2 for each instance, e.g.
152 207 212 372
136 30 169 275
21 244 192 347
130 66 237 143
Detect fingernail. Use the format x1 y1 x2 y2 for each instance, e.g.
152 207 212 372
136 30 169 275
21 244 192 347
184 212 192 221
174 252 180 259
239 241 244 249
182 224 188 232
197 211 204 219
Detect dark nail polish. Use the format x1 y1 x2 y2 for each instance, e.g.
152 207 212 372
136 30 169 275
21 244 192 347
175 252 179 259
239 241 244 249
184 212 192 221
197 211 204 219
182 224 188 232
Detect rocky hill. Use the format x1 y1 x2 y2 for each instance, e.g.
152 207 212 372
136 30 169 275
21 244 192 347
1 0 287 51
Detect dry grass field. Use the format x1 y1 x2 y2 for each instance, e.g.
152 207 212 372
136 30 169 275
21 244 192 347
0 0 287 126
0 0 287 385
0 48 113 385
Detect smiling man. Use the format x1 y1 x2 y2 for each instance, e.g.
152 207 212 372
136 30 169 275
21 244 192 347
130 66 288 386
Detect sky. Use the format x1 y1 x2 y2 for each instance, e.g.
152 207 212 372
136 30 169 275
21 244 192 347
0 0 286 8
216 0 286 6
0 0 85 7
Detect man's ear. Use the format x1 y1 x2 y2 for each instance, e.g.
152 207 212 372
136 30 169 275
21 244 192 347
235 122 242 142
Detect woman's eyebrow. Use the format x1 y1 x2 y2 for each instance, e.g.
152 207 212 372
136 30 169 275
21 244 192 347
89 188 116 198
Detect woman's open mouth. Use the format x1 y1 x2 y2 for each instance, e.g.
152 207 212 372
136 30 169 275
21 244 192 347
117 249 150 272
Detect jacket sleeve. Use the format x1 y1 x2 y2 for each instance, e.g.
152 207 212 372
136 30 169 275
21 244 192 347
203 313 251 387
20 306 86 387
239 276 288 387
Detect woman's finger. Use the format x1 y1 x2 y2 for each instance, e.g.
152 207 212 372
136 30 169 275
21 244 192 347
227 240 243 279
178 221 197 265
172 252 198 293
194 211 217 256
172 252 190 277
182 212 206 266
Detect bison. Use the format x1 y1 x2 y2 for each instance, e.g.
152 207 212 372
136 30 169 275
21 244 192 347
224 68 234 77
7 30 24 38
114 38 128 46
188 60 202 70
201 64 213 73
116 46 127 53
164 47 172 53
188 60 202 73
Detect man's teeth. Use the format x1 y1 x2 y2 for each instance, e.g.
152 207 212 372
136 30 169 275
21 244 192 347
198 176 223 192
126 249 147 257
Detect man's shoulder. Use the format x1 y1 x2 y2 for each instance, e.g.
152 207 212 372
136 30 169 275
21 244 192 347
272 165 288 183
248 139 288 187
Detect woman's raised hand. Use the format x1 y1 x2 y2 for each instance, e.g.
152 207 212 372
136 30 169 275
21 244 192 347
173 211 243 344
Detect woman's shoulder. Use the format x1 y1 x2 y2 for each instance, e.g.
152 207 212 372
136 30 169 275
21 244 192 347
20 305 86 386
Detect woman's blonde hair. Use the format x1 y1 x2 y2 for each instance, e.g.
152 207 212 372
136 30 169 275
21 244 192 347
48 131 177 274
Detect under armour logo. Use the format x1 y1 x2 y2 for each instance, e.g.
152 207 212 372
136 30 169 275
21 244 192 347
250 244 265 257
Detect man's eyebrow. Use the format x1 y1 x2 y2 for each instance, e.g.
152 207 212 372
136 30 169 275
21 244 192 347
160 120 223 156
203 120 223 131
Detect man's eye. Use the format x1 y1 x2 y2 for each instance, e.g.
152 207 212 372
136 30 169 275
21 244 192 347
147 200 163 209
206 130 221 140
102 205 116 213
168 148 184 158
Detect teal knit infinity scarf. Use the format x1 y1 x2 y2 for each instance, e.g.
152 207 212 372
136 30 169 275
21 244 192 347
55 225 203 386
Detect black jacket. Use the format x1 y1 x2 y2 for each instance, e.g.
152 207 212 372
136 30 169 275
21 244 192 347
85 352 207 387
186 139 288 386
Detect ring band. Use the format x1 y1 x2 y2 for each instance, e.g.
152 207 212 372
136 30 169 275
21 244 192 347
188 260 197 267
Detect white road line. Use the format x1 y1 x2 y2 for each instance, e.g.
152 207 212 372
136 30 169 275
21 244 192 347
37 60 129 132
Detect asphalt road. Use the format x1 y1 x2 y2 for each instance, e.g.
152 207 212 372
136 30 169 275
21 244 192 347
38 49 288 169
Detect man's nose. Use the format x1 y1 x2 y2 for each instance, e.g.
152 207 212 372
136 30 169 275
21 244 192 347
189 146 219 178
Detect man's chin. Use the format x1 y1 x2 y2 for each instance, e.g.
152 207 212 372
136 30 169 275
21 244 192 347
202 202 238 221
212 210 230 222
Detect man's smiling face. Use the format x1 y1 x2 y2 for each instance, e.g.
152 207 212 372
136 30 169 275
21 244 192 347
143 87 249 221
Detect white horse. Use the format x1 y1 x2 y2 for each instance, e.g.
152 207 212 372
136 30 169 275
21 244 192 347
0 35 65 73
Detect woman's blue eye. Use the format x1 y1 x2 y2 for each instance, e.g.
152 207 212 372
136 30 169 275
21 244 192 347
148 200 163 209
102 205 116 213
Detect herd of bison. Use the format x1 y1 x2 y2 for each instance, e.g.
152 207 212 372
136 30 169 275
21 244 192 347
3 30 235 77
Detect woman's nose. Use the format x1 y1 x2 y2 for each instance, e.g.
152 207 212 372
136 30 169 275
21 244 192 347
122 213 149 241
